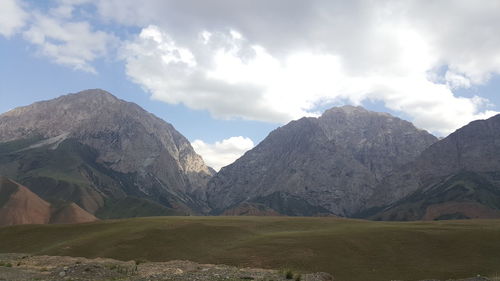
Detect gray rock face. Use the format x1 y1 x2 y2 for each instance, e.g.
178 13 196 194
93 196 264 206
366 114 500 220
0 89 213 215
413 114 500 181
206 106 437 216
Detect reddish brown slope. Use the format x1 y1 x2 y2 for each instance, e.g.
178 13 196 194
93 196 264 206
50 203 98 224
423 202 500 220
0 177 52 226
0 177 97 226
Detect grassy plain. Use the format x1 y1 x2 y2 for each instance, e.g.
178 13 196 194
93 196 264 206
0 216 499 281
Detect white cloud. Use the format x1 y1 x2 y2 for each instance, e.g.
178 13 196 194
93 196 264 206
121 25 291 122
0 0 28 37
191 136 254 171
121 21 499 135
445 71 471 89
48 0 94 19
22 11 117 73
5 0 500 135
406 0 500 85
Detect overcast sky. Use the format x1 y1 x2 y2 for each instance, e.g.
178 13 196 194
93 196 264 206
2 0 500 170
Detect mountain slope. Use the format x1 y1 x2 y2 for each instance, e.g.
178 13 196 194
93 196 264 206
368 114 500 220
0 89 213 217
0 176 52 225
49 201 99 224
206 106 437 216
0 176 97 226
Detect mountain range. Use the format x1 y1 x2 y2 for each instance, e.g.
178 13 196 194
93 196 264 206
364 114 500 220
0 89 213 220
207 106 437 216
1 89 500 224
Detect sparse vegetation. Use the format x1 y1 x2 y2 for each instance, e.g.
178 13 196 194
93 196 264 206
0 261 13 267
0 254 317 281
1 216 500 281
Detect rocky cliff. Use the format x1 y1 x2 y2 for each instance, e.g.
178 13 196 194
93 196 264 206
367 114 500 220
0 89 213 217
206 106 437 216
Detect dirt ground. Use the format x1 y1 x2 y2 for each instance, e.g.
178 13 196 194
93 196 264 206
0 253 333 281
0 253 494 281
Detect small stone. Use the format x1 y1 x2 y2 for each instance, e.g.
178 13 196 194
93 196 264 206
303 272 334 281
174 268 184 275
59 271 66 277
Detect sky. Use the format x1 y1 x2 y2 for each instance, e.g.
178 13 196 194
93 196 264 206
1 0 500 170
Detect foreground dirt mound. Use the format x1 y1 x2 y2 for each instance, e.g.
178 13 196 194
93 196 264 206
0 253 334 281
0 254 495 281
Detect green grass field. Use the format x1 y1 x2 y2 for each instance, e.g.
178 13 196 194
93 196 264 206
0 216 499 281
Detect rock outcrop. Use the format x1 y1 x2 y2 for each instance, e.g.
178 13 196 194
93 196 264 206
0 89 213 217
206 106 437 216
0 254 334 281
367 114 500 220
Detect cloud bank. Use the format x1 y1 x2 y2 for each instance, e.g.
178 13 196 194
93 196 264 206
23 12 117 73
112 0 500 135
191 136 254 171
0 0 27 37
0 0 116 72
4 0 500 166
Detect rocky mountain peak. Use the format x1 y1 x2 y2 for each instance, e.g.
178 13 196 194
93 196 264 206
0 89 212 175
318 105 438 179
0 89 213 216
323 105 392 117
3 89 119 118
414 113 500 179
206 105 437 216
366 113 500 221
60 88 120 102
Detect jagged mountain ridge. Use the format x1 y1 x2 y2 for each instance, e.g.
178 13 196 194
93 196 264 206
4 89 499 221
0 89 213 217
367 114 500 220
206 106 438 216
